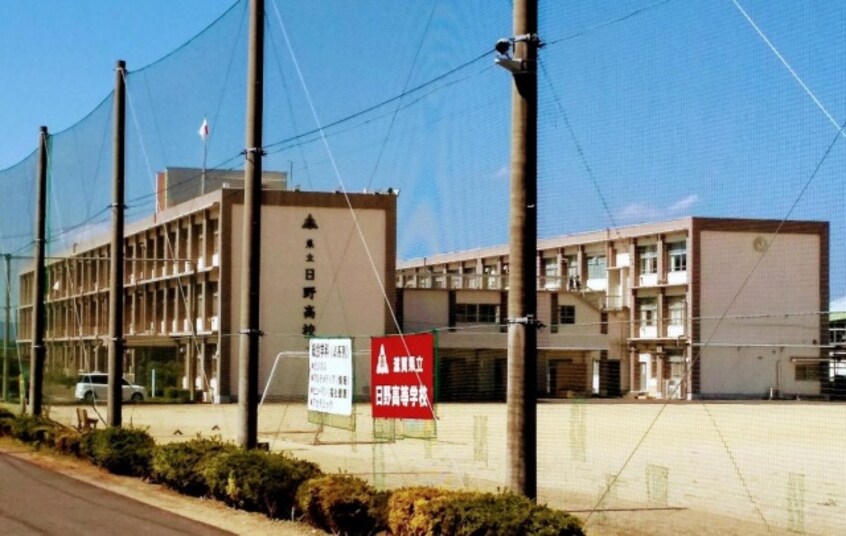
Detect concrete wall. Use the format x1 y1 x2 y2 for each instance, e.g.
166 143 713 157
228 202 389 399
699 231 821 397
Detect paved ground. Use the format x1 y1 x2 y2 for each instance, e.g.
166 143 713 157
0 436 322 536
0 449 233 535
44 400 846 536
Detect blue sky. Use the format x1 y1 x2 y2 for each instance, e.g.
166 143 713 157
1 1 844 298
0 0 235 165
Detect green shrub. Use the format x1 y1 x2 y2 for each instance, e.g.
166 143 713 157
53 428 82 457
388 488 584 536
388 487 450 535
163 387 192 403
80 427 155 477
296 474 388 535
0 409 15 436
45 370 77 388
9 414 56 446
203 449 323 518
151 438 237 496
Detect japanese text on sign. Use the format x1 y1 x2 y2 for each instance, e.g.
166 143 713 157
308 338 353 416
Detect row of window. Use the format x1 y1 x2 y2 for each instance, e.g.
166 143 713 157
637 297 686 326
541 241 688 280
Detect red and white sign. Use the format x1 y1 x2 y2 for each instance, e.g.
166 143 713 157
371 333 435 420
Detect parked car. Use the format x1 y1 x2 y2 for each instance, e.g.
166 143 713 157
75 372 146 402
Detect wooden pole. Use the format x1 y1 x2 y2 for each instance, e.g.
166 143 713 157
108 60 126 427
237 0 264 449
506 0 539 499
29 126 49 416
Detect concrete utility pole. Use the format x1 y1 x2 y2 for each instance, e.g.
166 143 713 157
108 60 126 427
29 126 49 416
3 253 10 402
237 0 265 449
500 0 540 499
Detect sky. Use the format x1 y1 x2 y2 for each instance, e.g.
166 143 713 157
1 0 844 299
0 0 236 165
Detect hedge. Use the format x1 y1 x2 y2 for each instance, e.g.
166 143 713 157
80 427 155 477
388 487 584 536
296 473 388 535
202 449 323 518
151 438 237 496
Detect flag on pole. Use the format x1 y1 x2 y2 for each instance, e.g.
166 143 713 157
198 118 210 141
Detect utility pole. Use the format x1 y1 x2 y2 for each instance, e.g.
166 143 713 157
498 0 540 499
237 0 264 449
3 253 10 402
29 126 49 416
108 60 126 427
187 268 197 403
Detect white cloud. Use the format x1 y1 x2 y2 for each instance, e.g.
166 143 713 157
669 194 699 212
619 203 660 222
617 194 699 224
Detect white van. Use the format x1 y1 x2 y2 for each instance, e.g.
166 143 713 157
75 372 146 402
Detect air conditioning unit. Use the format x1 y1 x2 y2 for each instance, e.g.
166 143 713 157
183 318 191 332
184 260 192 273
212 253 220 267
197 257 206 270
196 317 205 332
211 315 220 332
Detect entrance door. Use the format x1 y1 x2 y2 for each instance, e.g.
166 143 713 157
592 360 600 395
638 353 653 392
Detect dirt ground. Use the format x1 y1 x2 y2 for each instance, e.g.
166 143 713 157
34 400 846 536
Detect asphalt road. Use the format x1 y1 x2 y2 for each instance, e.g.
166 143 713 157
0 451 233 536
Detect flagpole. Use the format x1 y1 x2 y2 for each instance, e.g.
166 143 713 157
201 139 207 195
199 118 209 195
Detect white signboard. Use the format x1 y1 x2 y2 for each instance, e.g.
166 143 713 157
307 338 353 416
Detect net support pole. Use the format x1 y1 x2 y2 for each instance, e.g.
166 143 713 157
29 126 49 416
3 253 11 402
108 60 126 427
187 268 197 402
506 0 539 499
237 0 265 449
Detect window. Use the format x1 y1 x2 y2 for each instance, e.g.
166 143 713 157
559 305 576 325
543 257 558 289
638 245 657 275
565 255 578 279
543 258 557 278
668 298 686 326
587 255 606 280
455 303 498 323
638 298 657 326
795 362 821 381
669 241 687 272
